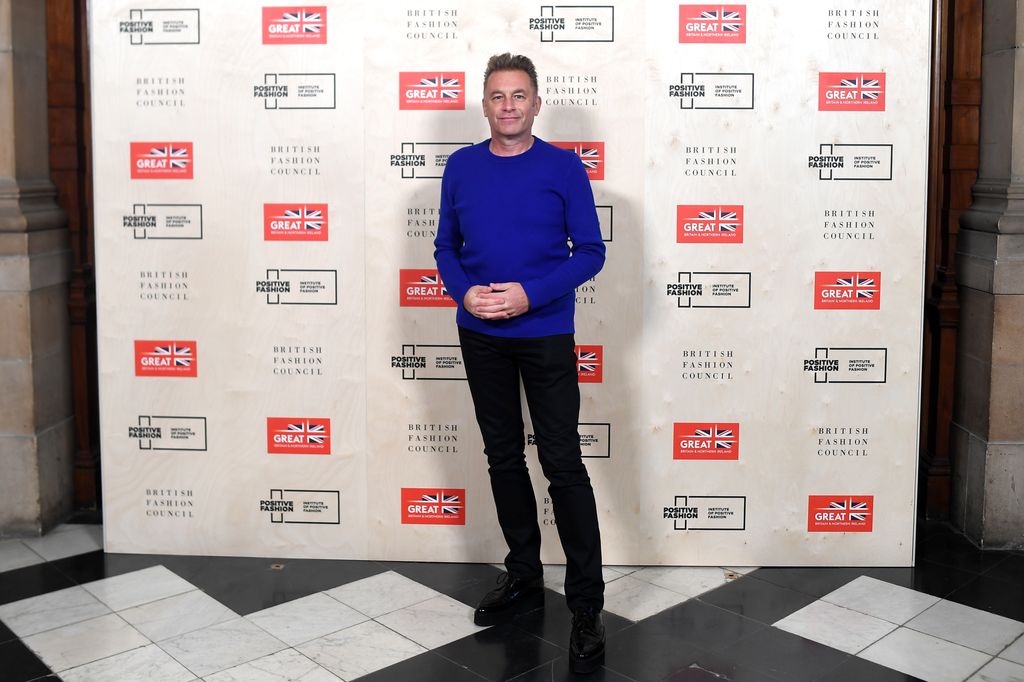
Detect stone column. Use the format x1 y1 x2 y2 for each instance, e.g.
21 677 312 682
0 0 74 535
952 0 1024 549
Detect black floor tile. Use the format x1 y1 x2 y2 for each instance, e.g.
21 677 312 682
982 553 1024 585
601 623 706 681
746 567 865 598
0 562 76 606
511 590 632 650
358 650 490 682
946 573 1024 621
815 654 926 681
436 622 564 681
0 618 16 645
47 550 169 584
715 627 850 682
176 556 387 615
663 651 779 682
917 532 1010 574
864 559 978 599
509 655 637 681
385 560 505 598
697 574 817 625
623 600 767 655
0 639 52 682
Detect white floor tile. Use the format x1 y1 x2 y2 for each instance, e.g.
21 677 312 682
60 643 195 682
968 657 1024 682
157 617 287 678
324 570 439 617
1000 634 1024 666
0 539 45 573
601 575 688 621
822 575 939 624
204 648 342 682
376 594 486 649
119 589 238 642
83 565 196 611
774 599 897 654
297 620 425 680
906 599 1024 655
859 627 994 682
0 584 110 637
541 564 627 593
631 566 732 598
247 592 369 647
20 524 103 561
23 612 150 672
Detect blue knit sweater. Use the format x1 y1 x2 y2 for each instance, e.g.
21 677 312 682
433 138 606 337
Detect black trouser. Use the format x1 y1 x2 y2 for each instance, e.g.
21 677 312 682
459 326 604 611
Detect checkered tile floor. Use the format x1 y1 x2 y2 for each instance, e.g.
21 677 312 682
1 523 1023 681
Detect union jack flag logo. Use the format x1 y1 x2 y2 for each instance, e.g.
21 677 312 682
419 274 441 287
577 350 600 373
834 274 877 299
577 147 601 170
420 491 462 515
148 344 192 367
280 421 326 444
821 498 871 521
552 142 605 179
146 146 190 169
695 7 743 32
837 76 882 100
418 75 461 99
693 426 735 449
697 209 739 232
280 10 322 33
280 207 323 231
414 273 448 295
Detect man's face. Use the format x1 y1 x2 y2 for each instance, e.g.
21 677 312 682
482 69 541 142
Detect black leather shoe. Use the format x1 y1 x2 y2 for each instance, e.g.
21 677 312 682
569 607 605 674
473 572 544 625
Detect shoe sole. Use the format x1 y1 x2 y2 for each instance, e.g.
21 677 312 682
569 647 605 674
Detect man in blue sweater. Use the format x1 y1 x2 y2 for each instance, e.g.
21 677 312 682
434 53 607 673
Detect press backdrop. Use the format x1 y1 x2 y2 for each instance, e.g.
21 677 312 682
91 1 930 565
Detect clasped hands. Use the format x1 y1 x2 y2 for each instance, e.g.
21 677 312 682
463 283 530 320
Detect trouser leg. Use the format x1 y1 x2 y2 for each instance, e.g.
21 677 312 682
519 334 604 611
459 327 543 579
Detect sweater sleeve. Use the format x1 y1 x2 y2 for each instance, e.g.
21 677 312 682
433 158 473 307
520 155 606 310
